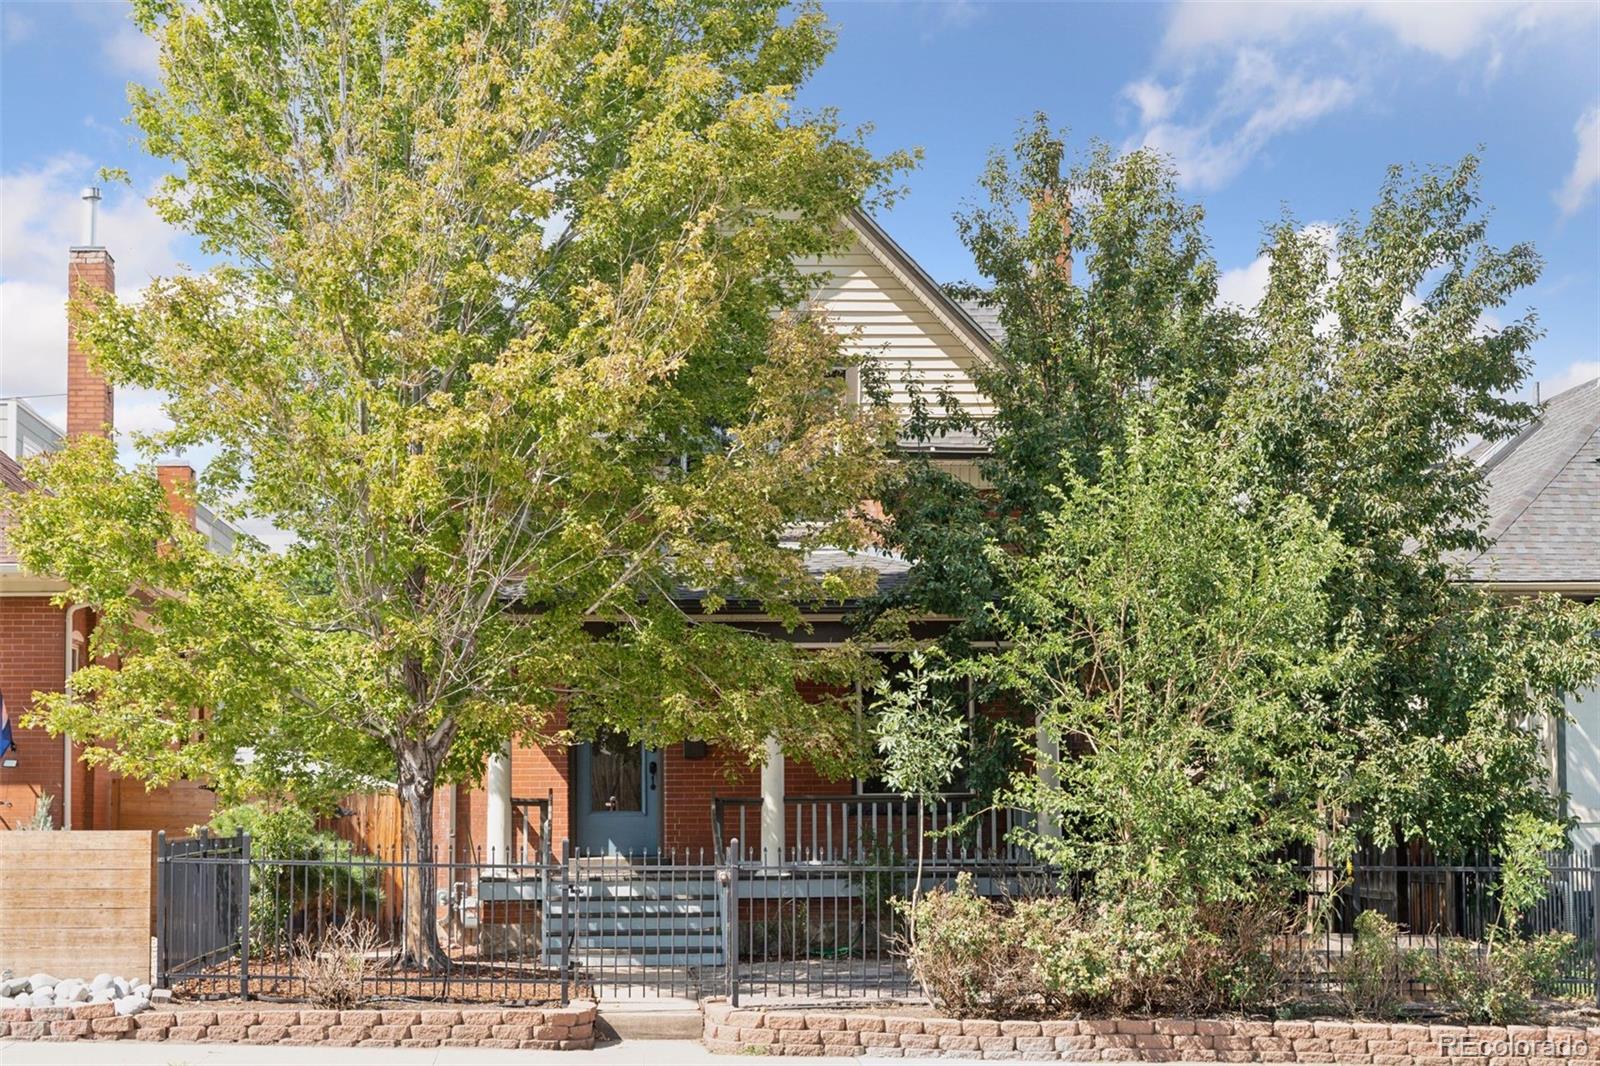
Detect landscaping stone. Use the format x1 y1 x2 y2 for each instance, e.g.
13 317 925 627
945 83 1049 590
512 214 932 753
114 994 150 1015
0 1002 597 1051
699 1002 1600 1063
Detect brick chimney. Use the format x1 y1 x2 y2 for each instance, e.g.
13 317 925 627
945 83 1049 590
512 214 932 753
157 464 196 529
1034 185 1072 285
67 187 115 439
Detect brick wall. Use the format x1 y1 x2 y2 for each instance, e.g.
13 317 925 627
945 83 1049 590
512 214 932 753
0 596 67 829
701 1002 1600 1063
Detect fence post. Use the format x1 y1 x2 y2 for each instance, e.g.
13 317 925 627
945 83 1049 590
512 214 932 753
153 831 167 989
1591 843 1599 1007
238 830 252 1000
1350 847 1362 931
722 838 740 1007
559 838 571 1006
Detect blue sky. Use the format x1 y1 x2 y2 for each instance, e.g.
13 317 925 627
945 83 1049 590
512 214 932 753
2 0 1598 443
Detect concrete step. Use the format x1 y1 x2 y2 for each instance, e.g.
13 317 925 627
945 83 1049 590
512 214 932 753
548 915 721 934
560 950 725 968
596 1007 704 1040
565 880 719 900
546 930 723 949
546 899 718 918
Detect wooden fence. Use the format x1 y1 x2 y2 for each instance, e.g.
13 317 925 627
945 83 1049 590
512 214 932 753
0 830 156 983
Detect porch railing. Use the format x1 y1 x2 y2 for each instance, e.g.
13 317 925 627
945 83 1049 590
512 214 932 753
711 792 1033 863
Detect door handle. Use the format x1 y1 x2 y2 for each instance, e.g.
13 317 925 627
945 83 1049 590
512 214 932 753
648 759 658 791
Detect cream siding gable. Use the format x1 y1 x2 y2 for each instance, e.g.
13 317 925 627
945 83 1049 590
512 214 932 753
798 216 994 419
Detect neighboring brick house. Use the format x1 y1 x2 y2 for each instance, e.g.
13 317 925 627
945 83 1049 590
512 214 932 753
0 208 231 834
1463 377 1600 850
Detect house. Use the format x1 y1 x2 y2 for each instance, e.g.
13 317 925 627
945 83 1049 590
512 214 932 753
421 209 1010 867
0 193 234 834
1464 377 1600 851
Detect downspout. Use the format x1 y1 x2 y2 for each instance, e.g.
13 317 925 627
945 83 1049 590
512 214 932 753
62 602 88 830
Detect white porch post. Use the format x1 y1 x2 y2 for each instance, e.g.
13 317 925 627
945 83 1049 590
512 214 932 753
486 741 512 864
1036 712 1061 841
760 734 785 865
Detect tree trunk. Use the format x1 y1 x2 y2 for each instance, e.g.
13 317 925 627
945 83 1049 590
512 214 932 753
398 754 448 971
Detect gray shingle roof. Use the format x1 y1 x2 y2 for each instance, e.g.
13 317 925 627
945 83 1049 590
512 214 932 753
1466 377 1600 585
954 298 1003 345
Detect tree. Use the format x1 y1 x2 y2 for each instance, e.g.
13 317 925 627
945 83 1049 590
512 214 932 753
870 647 964 982
883 117 1600 866
11 0 906 967
979 413 1355 908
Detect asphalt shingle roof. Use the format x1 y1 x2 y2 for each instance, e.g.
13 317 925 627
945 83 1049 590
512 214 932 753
953 298 1004 345
1466 377 1600 585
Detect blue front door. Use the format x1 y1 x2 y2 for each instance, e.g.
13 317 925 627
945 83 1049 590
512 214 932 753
573 730 662 856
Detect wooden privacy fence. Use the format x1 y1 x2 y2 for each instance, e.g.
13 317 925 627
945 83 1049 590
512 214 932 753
0 830 157 983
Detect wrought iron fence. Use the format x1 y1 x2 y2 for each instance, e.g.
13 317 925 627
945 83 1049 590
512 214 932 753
155 831 1600 1009
155 830 249 987
1289 847 1599 1001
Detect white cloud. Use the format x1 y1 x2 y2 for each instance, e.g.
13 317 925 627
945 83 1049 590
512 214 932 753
0 154 188 450
1541 360 1600 400
1131 50 1356 189
1162 1 1587 62
1554 106 1600 217
101 18 160 80
1217 254 1271 312
1131 1 1596 192
1123 79 1182 126
1216 224 1339 313
2 7 36 45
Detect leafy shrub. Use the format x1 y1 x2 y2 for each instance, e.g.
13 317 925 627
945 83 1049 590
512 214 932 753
293 921 379 1008
1020 895 1291 1016
205 802 384 950
1336 911 1406 1018
1410 932 1575 1025
899 875 1292 1017
896 874 1041 1017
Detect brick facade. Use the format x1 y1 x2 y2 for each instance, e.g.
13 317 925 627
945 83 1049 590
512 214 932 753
702 1001 1600 1063
0 596 70 829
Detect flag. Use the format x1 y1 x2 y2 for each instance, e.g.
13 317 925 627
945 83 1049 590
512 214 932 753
0 687 15 758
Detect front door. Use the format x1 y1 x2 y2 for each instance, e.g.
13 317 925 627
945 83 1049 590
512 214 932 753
573 730 662 856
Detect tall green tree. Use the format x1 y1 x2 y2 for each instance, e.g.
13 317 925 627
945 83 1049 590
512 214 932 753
10 0 905 965
980 412 1354 911
884 117 1600 864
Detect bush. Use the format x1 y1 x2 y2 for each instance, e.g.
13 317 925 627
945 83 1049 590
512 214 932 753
898 875 1293 1017
1021 895 1291 1016
205 802 384 950
1336 911 1407 1018
293 921 379 1008
896 874 1041 1018
1410 932 1575 1025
